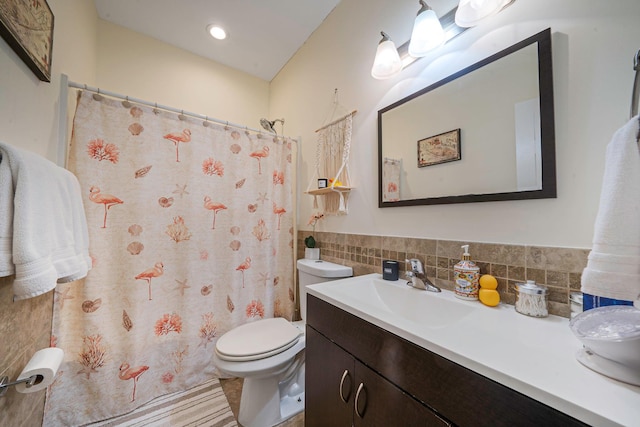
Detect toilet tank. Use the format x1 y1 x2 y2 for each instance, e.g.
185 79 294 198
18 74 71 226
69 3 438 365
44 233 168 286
297 259 352 320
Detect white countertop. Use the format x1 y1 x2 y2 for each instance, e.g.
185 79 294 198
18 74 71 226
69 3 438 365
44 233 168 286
306 273 640 427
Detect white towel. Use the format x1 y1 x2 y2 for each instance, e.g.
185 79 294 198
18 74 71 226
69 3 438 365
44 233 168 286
0 142 91 301
581 115 640 301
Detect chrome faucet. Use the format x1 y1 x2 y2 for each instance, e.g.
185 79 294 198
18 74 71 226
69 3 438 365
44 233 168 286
405 259 441 292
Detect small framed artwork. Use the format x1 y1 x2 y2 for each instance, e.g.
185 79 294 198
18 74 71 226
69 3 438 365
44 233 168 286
317 178 328 189
417 128 461 168
0 0 54 82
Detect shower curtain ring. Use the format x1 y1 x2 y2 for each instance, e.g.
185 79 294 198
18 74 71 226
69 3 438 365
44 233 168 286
93 88 103 102
179 110 186 121
122 96 132 108
203 116 209 127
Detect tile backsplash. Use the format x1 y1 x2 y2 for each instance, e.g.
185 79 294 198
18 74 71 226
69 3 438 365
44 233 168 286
298 231 589 318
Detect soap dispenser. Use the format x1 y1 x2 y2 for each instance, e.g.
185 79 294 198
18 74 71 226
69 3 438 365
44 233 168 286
454 245 480 300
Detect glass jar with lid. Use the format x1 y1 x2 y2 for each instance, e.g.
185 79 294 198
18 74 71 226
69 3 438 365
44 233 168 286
515 280 548 317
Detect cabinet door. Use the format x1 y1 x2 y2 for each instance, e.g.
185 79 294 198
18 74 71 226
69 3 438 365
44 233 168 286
306 326 354 427
353 360 451 427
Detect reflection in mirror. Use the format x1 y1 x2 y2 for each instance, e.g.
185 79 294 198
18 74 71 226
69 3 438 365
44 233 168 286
378 28 556 207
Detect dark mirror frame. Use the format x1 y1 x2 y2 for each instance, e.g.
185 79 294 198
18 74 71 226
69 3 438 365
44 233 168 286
378 28 556 207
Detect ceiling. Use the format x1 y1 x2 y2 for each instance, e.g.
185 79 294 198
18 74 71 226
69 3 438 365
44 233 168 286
94 0 342 82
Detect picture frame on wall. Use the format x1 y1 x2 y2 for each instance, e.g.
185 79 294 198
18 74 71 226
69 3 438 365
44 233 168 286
417 128 461 168
0 0 54 82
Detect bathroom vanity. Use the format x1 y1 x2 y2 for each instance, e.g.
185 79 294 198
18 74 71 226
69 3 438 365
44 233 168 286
305 274 640 426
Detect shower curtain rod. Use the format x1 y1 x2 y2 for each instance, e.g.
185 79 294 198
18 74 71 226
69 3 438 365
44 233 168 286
68 81 265 134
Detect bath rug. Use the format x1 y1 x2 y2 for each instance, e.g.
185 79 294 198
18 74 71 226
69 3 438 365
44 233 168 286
84 378 237 427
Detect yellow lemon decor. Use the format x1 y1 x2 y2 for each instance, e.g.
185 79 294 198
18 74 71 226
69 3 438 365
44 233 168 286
479 274 498 290
479 274 500 307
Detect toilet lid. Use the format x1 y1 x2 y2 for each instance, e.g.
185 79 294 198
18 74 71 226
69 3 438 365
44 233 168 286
215 318 302 362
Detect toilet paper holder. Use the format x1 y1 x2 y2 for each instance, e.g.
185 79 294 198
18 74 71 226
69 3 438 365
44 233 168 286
0 374 40 397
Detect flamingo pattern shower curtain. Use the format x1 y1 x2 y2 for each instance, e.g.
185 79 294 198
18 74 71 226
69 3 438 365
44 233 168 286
44 91 295 425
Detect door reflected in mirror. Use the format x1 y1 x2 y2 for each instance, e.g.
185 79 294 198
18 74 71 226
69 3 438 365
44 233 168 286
378 28 556 207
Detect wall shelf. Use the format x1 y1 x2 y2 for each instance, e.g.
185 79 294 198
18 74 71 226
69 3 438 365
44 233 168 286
305 186 352 196
307 105 355 214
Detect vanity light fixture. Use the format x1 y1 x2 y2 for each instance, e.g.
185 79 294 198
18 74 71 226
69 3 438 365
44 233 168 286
455 0 514 28
207 24 227 40
371 32 403 80
372 0 516 79
408 0 445 57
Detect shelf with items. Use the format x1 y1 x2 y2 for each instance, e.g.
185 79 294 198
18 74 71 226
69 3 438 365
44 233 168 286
306 91 356 215
305 186 353 196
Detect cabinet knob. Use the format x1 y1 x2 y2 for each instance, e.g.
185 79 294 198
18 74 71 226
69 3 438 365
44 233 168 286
339 369 351 403
355 382 366 418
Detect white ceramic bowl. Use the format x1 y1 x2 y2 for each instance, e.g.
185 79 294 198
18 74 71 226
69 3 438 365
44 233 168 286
570 305 640 367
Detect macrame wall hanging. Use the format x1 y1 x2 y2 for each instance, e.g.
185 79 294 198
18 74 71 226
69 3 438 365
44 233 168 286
305 89 356 215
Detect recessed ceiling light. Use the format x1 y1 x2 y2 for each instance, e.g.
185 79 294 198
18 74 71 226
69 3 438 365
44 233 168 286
207 24 227 40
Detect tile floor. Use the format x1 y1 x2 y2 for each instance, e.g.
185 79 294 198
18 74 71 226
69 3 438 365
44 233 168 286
220 378 305 427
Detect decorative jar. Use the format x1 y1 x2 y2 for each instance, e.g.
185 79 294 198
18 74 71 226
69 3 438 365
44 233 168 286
515 280 548 317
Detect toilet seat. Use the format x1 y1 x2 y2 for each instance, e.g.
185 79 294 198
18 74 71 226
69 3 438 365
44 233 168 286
216 318 302 362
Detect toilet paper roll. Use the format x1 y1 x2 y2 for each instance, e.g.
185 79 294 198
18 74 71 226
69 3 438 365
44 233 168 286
15 347 64 393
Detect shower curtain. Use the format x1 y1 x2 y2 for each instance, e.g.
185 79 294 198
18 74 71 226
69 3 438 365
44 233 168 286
44 91 295 425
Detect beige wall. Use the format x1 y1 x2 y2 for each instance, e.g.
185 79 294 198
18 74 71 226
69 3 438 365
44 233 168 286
270 0 640 249
96 20 269 129
0 0 97 160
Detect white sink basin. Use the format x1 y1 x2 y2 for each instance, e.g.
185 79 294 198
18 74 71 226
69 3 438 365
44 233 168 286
309 274 478 328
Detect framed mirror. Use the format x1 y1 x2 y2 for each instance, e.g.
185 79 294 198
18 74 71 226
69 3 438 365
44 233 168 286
378 28 556 207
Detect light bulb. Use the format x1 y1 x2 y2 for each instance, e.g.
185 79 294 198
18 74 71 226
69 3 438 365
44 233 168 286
371 32 402 79
207 25 227 40
408 8 445 57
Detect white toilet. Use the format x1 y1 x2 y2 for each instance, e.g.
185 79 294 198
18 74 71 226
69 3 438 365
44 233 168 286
213 259 352 427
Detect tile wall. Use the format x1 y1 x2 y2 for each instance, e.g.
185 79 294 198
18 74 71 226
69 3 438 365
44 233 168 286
298 231 590 318
0 276 53 426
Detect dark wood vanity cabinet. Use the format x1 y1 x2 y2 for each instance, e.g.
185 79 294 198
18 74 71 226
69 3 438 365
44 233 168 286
307 327 450 427
306 326 352 426
306 295 589 427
